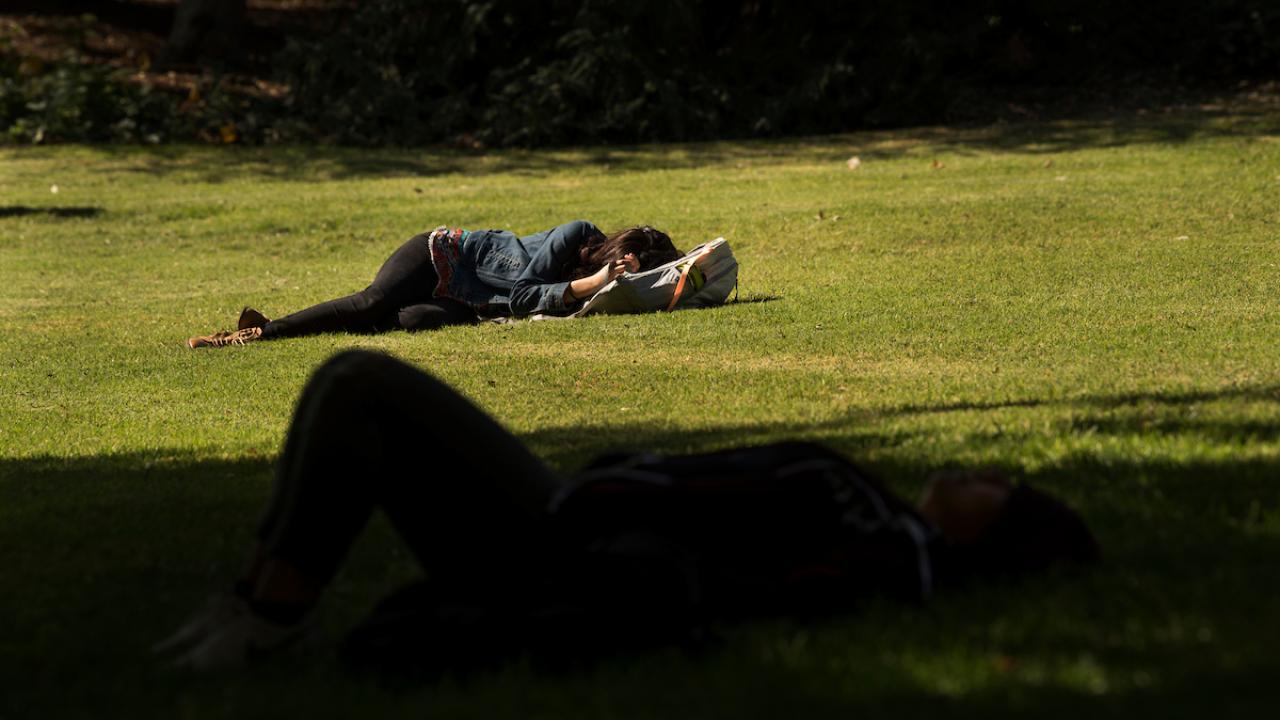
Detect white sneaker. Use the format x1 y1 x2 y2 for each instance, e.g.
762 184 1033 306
152 593 248 656
156 594 311 671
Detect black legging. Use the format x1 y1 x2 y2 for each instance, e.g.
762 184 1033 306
260 234 478 339
257 350 565 588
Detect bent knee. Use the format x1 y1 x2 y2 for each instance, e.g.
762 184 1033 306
304 349 451 410
317 349 385 372
350 288 392 316
308 350 400 391
398 303 477 333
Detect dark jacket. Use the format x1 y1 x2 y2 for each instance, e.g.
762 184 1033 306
340 442 945 674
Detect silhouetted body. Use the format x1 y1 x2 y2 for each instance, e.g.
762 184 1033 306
159 351 1100 671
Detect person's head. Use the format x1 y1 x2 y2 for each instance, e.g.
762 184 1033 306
570 226 682 280
918 469 1101 577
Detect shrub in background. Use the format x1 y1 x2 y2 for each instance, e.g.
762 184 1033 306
0 15 278 147
0 52 174 144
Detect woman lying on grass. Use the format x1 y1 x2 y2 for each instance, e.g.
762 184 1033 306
157 351 1100 672
187 221 682 348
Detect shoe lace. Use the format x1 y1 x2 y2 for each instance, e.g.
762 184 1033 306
200 330 231 347
225 327 262 346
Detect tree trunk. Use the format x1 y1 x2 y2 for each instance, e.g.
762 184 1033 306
163 0 247 66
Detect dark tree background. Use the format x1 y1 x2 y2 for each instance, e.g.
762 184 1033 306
277 0 1280 146
1 0 1277 145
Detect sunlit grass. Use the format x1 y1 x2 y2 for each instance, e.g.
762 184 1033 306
2 109 1279 717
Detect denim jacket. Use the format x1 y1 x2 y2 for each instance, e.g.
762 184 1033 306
435 220 602 317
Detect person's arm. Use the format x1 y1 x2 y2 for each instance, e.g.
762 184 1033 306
509 220 603 316
563 253 640 304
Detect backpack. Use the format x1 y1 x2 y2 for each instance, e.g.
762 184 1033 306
573 237 739 316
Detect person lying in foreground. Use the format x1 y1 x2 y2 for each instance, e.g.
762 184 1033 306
187 221 681 348
156 351 1101 672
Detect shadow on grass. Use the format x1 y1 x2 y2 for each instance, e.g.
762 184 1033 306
63 104 1278 185
728 292 782 305
853 104 1280 161
514 381 1280 475
0 205 104 219
879 383 1280 421
2 395 1279 716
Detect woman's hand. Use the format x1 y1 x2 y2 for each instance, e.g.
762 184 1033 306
565 253 639 303
602 253 639 282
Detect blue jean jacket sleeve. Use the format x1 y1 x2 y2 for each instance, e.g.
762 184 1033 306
509 220 601 316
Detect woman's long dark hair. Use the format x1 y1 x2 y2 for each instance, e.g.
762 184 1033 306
568 226 683 280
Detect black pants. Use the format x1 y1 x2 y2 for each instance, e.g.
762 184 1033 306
261 235 477 339
257 351 566 588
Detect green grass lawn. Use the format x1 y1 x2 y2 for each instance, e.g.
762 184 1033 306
2 107 1279 718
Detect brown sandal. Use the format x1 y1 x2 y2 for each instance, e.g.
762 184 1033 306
187 326 263 349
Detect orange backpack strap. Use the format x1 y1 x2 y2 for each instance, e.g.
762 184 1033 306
665 245 716 312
